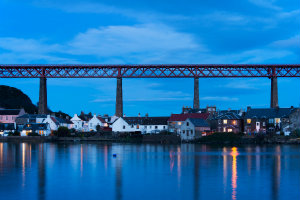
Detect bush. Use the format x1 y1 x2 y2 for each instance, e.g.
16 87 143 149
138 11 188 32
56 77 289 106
53 126 70 137
28 132 40 136
197 132 242 144
290 129 300 138
8 131 20 136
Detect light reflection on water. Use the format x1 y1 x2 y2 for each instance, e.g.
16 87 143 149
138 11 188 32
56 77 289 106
0 143 299 200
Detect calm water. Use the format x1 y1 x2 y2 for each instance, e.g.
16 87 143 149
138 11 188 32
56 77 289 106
0 143 300 200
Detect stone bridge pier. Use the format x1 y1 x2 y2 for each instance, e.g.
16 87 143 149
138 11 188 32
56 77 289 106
115 77 123 117
271 77 279 108
193 77 200 109
38 77 47 114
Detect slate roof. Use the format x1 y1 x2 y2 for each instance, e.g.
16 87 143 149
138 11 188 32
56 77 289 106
22 123 49 131
188 118 210 127
213 111 242 120
0 109 22 115
0 123 15 130
97 116 106 123
123 117 169 125
17 114 47 119
244 108 295 119
168 113 210 122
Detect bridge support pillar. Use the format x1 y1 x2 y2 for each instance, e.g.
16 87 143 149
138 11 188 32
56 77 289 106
38 77 48 114
271 77 279 108
193 77 200 109
115 77 123 117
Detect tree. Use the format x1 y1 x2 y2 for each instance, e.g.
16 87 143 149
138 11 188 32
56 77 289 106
54 126 70 137
96 125 101 132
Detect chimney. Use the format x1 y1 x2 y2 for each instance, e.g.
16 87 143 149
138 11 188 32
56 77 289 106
247 106 251 112
138 113 141 117
145 113 149 117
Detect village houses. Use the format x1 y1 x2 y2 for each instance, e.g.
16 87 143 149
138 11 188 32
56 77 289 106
180 118 211 141
112 116 169 134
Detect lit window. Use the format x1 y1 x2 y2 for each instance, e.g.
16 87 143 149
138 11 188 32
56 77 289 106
137 124 139 129
223 120 227 124
275 118 280 124
232 120 237 125
247 119 251 124
223 127 226 132
228 129 233 132
178 122 182 125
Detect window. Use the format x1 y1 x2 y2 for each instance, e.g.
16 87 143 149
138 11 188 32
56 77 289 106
186 122 189 126
223 127 226 132
6 116 8 120
163 126 165 129
263 122 266 126
155 126 158 129
275 118 280 124
182 130 185 134
223 120 227 124
149 126 152 129
247 119 251 124
232 120 237 125
269 119 274 123
191 130 193 135
145 126 147 129
228 129 233 132
123 125 125 129
90 123 93 127
187 130 189 136
137 124 139 129
218 120 221 124
178 122 182 125
131 125 134 128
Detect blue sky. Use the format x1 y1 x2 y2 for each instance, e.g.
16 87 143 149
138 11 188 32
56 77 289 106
0 0 299 116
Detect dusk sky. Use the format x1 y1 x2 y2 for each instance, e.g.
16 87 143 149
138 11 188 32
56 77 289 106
0 0 299 116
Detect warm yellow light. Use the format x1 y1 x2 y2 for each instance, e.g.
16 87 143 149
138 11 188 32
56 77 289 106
178 122 182 125
247 119 251 124
232 120 237 125
223 120 228 124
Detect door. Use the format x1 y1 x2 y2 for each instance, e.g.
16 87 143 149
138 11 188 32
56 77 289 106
256 122 260 132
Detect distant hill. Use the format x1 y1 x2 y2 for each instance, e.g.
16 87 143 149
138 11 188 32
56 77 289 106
0 85 37 114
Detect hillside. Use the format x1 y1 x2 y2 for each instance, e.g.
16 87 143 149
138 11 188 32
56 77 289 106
0 85 37 113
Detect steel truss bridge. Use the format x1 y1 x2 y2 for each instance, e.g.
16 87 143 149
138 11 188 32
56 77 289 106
0 64 300 78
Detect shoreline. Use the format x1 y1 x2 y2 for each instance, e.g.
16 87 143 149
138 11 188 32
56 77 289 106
1 135 300 145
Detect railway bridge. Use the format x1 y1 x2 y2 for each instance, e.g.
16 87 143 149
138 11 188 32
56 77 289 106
1 64 300 116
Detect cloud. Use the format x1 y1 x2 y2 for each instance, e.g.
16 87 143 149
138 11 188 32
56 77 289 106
248 0 281 10
201 96 239 101
271 34 300 48
67 24 202 57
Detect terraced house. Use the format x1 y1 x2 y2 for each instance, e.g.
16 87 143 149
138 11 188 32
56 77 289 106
112 117 169 134
211 111 244 133
244 107 296 134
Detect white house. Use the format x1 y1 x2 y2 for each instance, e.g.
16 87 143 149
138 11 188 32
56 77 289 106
21 123 51 136
88 115 107 131
112 117 169 134
42 115 60 131
71 114 84 131
180 118 210 141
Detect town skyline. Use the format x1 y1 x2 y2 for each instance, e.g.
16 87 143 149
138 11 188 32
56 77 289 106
0 0 299 115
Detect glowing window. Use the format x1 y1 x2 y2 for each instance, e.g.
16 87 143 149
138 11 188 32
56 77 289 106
232 120 237 125
178 122 182 125
247 119 251 124
223 120 228 124
228 129 233 132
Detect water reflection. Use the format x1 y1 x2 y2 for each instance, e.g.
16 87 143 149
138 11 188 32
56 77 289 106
0 143 299 200
231 147 239 200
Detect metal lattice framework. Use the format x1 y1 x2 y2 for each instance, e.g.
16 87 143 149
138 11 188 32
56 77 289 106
0 64 300 78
